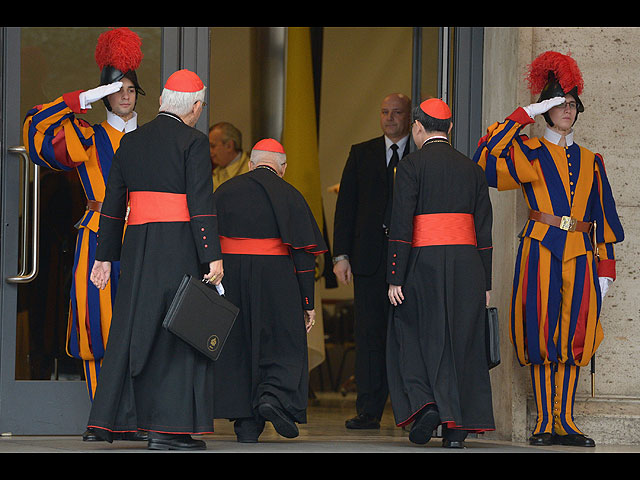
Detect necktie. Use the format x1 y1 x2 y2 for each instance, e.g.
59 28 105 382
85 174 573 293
384 144 400 230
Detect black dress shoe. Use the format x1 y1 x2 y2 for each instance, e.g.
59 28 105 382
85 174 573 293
258 402 299 439
553 433 596 447
234 418 265 443
408 406 440 445
147 432 206 451
118 431 148 441
442 439 465 448
528 433 554 446
82 428 103 442
345 413 380 430
442 426 467 448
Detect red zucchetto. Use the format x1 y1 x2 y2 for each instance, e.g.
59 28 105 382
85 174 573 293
164 69 204 93
420 98 452 120
253 138 286 154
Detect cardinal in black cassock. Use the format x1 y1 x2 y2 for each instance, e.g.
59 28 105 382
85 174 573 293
86 70 223 451
386 99 495 448
211 139 327 442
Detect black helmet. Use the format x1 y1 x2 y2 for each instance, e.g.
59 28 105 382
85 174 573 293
538 71 584 127
99 66 146 111
527 51 585 127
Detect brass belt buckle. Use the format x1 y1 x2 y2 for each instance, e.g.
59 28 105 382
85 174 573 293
559 215 577 232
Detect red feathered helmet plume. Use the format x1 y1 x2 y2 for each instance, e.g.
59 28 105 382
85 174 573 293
95 27 145 110
526 51 584 125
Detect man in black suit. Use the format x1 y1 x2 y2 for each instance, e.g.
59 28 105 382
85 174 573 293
333 93 411 429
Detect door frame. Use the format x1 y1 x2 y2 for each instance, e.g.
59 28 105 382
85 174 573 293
0 26 483 435
411 26 484 158
0 27 209 435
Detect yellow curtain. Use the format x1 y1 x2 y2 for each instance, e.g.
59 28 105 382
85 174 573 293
281 27 325 372
281 27 323 227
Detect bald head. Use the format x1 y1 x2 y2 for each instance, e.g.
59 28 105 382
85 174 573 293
380 93 411 142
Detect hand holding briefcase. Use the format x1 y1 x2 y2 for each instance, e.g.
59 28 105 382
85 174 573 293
163 274 239 361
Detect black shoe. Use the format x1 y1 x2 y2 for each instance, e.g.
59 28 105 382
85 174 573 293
442 439 465 448
118 431 148 442
82 428 103 442
258 403 299 439
345 413 380 430
408 406 440 445
442 426 467 448
528 433 554 446
234 418 265 443
147 432 206 451
553 433 596 447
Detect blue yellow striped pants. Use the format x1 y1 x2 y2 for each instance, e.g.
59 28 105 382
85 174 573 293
511 237 601 435
531 362 584 435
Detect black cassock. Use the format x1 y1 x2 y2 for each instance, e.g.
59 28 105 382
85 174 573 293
211 166 326 424
87 112 221 437
386 138 495 432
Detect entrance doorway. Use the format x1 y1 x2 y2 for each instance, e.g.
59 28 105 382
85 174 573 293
0 26 483 435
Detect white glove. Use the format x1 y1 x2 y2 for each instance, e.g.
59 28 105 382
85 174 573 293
522 96 566 119
599 276 613 301
79 81 123 109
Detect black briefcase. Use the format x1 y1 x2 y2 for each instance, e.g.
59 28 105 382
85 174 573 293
163 274 239 361
485 306 501 370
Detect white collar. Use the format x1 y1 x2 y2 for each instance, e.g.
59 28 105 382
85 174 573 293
106 109 138 133
544 126 574 147
385 134 409 153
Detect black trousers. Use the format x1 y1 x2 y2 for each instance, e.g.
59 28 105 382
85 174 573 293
352 252 390 419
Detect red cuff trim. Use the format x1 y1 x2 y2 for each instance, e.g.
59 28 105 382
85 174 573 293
597 259 616 281
506 106 535 126
62 90 88 114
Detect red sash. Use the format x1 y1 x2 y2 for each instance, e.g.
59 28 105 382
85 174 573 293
412 213 477 247
127 191 190 225
219 236 290 256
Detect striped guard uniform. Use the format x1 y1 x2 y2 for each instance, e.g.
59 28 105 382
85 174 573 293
23 90 133 401
473 106 624 435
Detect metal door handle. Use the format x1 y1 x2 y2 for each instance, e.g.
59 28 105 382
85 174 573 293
6 146 40 284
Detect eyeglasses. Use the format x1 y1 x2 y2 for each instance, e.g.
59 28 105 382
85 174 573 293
553 101 578 111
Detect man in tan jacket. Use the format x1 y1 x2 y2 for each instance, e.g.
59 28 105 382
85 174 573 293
209 122 250 190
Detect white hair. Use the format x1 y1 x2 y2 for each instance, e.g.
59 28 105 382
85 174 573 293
250 149 287 166
159 87 207 116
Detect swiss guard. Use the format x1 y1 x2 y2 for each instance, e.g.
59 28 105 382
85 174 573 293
473 51 624 447
23 27 146 442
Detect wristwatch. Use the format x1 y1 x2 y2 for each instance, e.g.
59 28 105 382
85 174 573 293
332 254 349 265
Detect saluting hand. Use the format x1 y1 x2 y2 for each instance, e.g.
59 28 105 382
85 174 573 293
523 96 566 118
79 81 123 109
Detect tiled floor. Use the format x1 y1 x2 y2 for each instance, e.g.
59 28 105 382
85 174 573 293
1 392 638 453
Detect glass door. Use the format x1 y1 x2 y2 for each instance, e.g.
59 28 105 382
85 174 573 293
0 26 179 435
